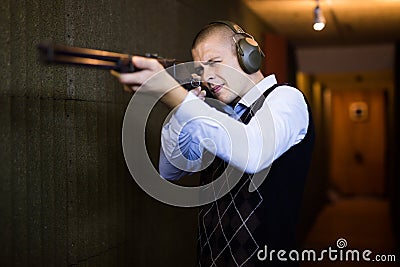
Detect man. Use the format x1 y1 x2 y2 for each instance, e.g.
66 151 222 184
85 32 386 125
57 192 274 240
115 21 314 267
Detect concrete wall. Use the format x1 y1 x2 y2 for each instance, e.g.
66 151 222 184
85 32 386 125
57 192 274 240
0 0 269 266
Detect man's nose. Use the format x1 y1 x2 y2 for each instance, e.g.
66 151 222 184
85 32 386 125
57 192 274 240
202 66 215 82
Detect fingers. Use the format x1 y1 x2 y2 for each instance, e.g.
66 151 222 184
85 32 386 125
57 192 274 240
190 86 201 94
110 70 133 92
122 56 163 86
110 56 164 92
117 68 154 86
198 89 206 100
190 86 206 100
131 56 162 71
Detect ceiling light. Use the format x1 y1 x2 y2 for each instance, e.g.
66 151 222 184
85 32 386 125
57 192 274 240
313 0 326 31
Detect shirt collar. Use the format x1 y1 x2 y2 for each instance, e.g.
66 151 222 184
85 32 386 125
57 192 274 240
235 74 277 109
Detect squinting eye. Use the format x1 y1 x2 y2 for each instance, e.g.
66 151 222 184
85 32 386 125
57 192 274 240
209 60 221 66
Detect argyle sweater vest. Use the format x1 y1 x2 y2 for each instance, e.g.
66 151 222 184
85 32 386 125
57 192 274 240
197 84 315 267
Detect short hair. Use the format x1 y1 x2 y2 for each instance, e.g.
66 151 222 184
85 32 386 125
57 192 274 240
191 23 236 54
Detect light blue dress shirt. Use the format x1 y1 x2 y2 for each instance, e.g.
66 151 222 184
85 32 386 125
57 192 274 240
159 74 309 180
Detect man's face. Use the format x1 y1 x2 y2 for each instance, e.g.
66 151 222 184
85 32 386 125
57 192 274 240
191 34 253 104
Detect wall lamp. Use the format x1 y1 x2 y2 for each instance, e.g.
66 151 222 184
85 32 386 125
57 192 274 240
313 0 326 31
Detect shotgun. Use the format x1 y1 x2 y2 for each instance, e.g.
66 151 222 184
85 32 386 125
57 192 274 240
37 42 201 89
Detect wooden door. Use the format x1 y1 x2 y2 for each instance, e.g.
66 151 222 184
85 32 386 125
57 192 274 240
329 89 386 195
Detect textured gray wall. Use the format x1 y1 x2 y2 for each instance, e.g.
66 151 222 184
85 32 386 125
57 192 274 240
0 0 268 266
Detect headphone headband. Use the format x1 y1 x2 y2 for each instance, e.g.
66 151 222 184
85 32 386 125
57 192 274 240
209 20 247 35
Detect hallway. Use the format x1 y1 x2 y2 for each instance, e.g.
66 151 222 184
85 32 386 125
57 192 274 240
301 196 399 266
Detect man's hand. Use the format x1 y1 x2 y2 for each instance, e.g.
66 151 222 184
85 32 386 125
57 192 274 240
190 86 207 101
117 56 165 92
111 56 188 109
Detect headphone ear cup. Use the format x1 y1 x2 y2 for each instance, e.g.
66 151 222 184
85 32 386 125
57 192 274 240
237 38 262 74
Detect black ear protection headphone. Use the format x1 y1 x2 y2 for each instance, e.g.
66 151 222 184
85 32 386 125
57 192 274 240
208 20 265 74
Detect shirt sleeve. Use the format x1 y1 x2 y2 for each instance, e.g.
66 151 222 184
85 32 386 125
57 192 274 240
158 145 190 180
159 86 308 179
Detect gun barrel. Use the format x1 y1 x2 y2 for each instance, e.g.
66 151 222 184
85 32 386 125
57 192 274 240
37 42 177 73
